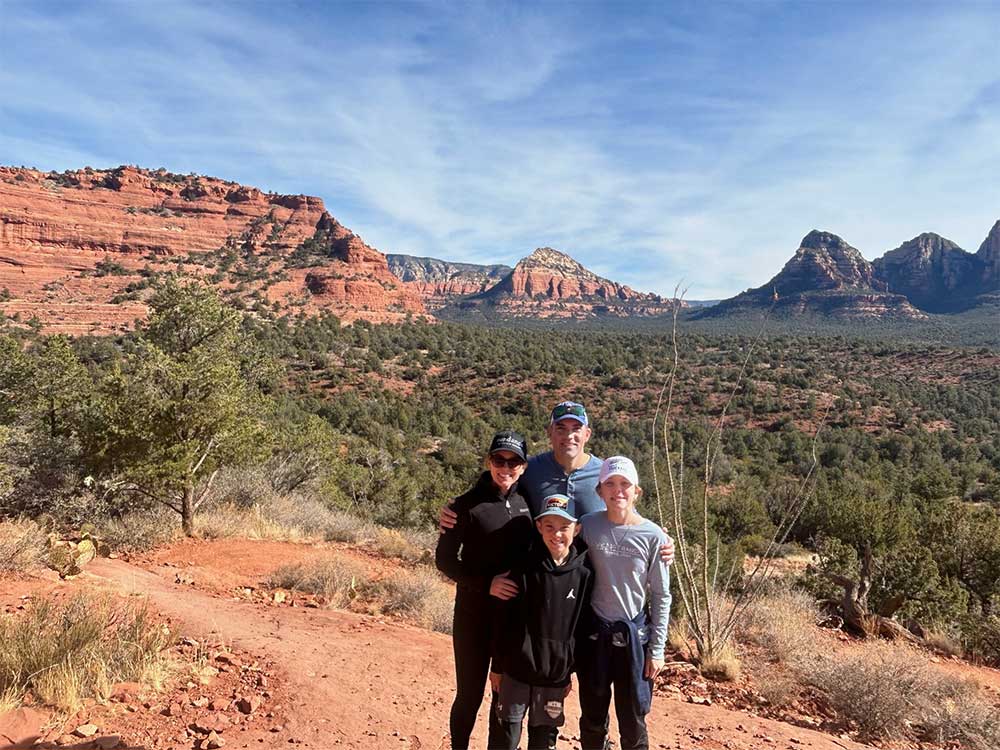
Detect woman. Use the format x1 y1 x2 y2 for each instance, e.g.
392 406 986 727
435 430 535 750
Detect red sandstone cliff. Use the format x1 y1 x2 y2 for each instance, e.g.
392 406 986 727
460 247 680 319
0 165 424 333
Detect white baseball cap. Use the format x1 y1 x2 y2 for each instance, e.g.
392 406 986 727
599 456 639 486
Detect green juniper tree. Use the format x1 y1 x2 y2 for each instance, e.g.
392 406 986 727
90 279 272 535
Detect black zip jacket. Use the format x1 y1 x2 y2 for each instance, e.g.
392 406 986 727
491 542 593 687
435 472 534 594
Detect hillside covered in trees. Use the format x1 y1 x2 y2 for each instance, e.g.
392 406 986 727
1 278 999 663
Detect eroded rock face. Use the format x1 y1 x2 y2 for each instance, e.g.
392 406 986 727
977 220 1000 290
386 254 511 310
777 231 886 294
873 232 989 313
0 166 424 332
461 247 680 319
701 230 926 320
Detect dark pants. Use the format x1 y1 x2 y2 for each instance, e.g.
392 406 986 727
493 674 560 750
578 643 649 750
495 721 557 750
450 591 505 750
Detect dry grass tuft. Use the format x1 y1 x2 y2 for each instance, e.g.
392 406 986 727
267 557 372 608
0 592 172 710
699 644 741 682
739 586 822 666
0 518 47 575
370 527 432 562
377 568 453 634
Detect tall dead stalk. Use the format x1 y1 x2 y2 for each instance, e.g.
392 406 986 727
650 290 830 668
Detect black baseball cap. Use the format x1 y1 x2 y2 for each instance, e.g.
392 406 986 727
489 430 528 461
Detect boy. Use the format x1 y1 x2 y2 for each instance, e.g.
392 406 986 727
490 494 593 750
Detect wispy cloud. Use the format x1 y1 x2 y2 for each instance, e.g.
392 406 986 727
1 0 997 298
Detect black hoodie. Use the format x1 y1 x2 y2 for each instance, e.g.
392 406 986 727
435 471 535 595
491 542 593 687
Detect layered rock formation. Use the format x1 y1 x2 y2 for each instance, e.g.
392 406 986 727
455 247 680 319
976 220 1000 292
700 231 925 320
874 230 995 313
0 166 423 332
386 254 511 310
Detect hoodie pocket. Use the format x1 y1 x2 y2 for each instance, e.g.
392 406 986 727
531 637 574 682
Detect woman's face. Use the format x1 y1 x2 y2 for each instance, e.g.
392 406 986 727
489 450 526 494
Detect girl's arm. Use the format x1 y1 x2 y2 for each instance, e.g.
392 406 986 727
645 531 673 668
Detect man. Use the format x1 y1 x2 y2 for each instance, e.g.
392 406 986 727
440 401 675 574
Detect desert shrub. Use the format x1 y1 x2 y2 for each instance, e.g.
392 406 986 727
378 568 453 634
0 518 47 574
917 672 1000 749
753 662 801 708
924 629 963 658
808 642 926 739
321 509 376 544
99 507 179 553
739 586 821 665
267 557 372 608
806 641 1000 744
0 593 172 710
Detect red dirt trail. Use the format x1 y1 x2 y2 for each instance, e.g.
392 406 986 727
86 556 875 750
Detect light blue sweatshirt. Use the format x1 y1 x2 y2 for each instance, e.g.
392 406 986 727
579 511 672 660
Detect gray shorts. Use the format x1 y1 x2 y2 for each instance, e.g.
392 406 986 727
495 674 567 727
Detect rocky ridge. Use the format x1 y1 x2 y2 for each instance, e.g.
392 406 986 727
700 231 926 320
386 254 511 310
0 165 423 333
455 247 680 319
874 228 997 313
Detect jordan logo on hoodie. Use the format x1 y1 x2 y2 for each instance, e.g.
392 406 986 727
566 588 576 600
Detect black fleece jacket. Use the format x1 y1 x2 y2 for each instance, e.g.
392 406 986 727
491 542 593 687
435 472 534 595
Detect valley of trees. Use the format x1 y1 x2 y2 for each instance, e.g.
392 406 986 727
1 278 999 662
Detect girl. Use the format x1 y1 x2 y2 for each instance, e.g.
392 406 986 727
435 430 535 750
576 455 671 750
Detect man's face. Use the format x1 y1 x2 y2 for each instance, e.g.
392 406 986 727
536 515 576 559
546 419 592 462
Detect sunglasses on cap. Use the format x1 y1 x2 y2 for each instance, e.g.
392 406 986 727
551 402 587 421
490 454 526 469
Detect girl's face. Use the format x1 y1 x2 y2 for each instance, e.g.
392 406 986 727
598 474 639 513
489 450 526 494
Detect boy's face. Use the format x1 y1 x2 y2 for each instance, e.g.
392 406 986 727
536 515 576 559
598 474 638 512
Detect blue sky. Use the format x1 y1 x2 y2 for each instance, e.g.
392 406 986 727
2 0 998 298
